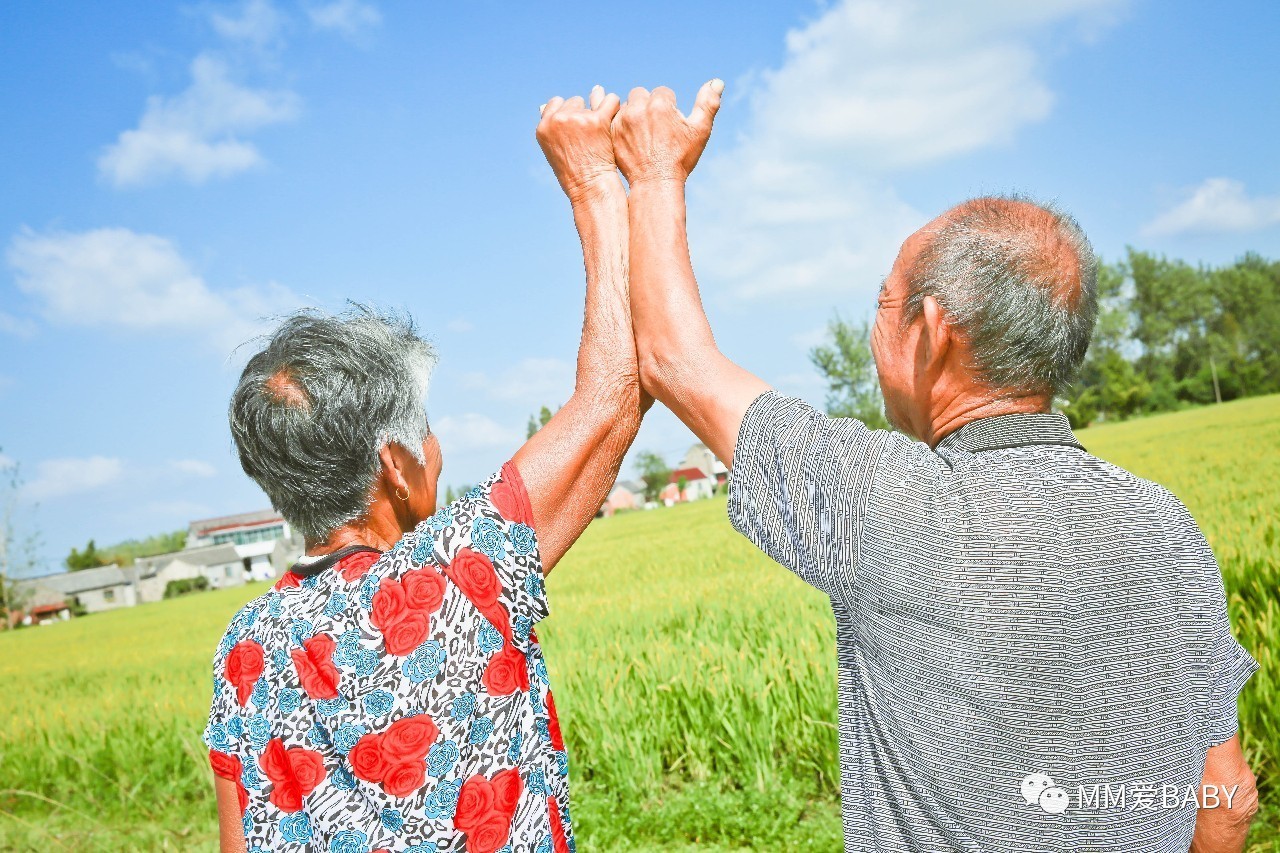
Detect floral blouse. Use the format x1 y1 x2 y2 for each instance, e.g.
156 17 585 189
203 462 574 853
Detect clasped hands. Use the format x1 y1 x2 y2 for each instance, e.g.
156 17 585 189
535 80 725 204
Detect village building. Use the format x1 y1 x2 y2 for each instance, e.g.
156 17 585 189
16 564 137 620
599 478 646 517
132 543 246 602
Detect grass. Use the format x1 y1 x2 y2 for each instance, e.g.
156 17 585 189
1 395 1277 851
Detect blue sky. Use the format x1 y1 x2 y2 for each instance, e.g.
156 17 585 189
2 0 1278 575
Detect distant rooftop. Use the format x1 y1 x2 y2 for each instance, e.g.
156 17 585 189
189 509 283 537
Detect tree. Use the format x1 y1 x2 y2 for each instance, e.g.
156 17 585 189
809 313 890 430
525 405 559 438
66 539 112 571
0 451 38 629
634 451 672 503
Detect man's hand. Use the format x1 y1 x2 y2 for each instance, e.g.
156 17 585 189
536 85 623 204
612 80 723 186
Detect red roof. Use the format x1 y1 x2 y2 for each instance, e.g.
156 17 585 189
30 602 68 616
669 467 708 483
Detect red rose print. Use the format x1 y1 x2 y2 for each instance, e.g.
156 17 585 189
258 738 326 813
482 646 529 696
382 610 429 656
348 734 387 783
381 714 439 762
224 640 265 706
454 775 496 832
382 760 428 797
208 749 249 815
447 548 501 608
274 570 302 591
466 813 512 853
546 691 566 752
370 578 409 630
491 768 522 816
291 633 340 699
490 479 532 527
549 795 569 853
402 568 446 612
337 549 381 582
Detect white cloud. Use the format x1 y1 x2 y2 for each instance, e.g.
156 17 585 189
446 318 474 334
432 413 522 453
1143 178 1280 237
460 357 575 406
23 457 123 502
307 0 381 37
692 0 1124 300
0 453 14 471
98 53 300 187
6 226 300 354
0 311 37 338
171 459 217 478
210 0 286 47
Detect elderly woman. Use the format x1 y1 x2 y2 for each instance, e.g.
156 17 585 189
203 88 639 853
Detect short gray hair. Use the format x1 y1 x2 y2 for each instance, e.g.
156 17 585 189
902 195 1098 398
229 306 438 544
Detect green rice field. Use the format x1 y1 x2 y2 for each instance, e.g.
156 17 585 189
2 395 1277 851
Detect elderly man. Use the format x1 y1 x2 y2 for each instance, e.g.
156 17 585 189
611 82 1259 852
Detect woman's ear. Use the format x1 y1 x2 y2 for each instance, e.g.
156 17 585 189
378 444 410 496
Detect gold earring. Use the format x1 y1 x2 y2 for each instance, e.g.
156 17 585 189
396 486 411 501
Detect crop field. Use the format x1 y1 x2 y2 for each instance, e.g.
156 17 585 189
1 395 1277 851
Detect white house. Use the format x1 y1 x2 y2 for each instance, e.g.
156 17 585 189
680 443 728 487
131 543 245 602
661 466 716 505
16 565 137 617
187 509 304 581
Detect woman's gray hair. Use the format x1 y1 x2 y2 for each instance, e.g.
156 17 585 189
902 195 1099 399
229 305 438 544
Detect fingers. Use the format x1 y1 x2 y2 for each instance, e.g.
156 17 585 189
626 86 651 109
651 85 677 107
541 96 566 121
690 78 724 129
589 85 604 110
595 91 621 122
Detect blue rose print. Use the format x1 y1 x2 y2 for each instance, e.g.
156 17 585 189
358 575 378 610
323 592 348 619
411 539 432 564
422 778 462 820
427 506 452 531
400 641 446 684
205 722 231 751
277 688 301 714
226 716 245 738
524 572 545 600
463 485 484 502
308 724 332 746
249 678 270 711
478 622 504 655
534 658 549 685
471 517 506 561
535 836 552 853
267 593 283 617
529 687 544 715
506 729 523 764
271 649 290 671
334 630 361 667
362 689 394 717
290 619 314 646
513 614 532 643
242 812 253 837
450 692 476 719
302 574 320 590
241 761 261 790
354 648 379 678
329 830 368 853
280 812 312 843
555 750 569 777
529 768 546 796
535 718 551 744
317 697 346 717
380 807 405 832
509 523 536 555
331 765 356 792
426 740 460 777
247 715 271 750
332 723 367 755
468 717 494 746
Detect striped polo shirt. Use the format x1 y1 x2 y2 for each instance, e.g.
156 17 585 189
728 392 1256 852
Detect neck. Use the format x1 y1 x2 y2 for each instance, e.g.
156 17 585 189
306 512 403 556
923 389 1050 448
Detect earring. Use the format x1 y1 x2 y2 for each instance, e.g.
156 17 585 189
396 486 411 501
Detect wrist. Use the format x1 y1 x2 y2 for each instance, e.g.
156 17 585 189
566 171 625 207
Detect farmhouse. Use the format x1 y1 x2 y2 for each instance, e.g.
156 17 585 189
132 543 246 602
16 564 137 619
600 478 646 517
680 442 728 487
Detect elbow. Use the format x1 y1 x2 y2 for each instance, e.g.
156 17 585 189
1227 764 1259 828
637 340 707 405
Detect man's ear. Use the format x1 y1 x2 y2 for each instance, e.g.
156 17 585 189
377 444 409 496
919 295 952 376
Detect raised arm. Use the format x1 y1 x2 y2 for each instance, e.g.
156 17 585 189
612 82 770 466
511 87 647 573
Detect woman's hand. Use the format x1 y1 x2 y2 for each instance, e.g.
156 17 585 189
611 80 723 186
536 85 623 205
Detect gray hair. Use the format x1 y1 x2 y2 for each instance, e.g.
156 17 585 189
902 195 1099 399
229 306 438 544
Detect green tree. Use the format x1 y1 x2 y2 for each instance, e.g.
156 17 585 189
634 451 672 503
66 538 112 571
809 313 890 430
526 405 559 438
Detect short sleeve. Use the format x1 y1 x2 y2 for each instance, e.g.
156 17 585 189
421 461 549 646
1154 485 1258 746
727 391 891 600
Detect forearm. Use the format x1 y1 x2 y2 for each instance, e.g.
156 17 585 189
1191 735 1259 853
514 181 644 570
628 179 768 464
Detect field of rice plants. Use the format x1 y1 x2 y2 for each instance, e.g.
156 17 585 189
1 394 1276 851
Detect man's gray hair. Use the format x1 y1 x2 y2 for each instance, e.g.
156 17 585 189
902 195 1099 399
229 306 438 544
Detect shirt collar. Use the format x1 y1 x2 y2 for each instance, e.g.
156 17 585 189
935 411 1085 454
